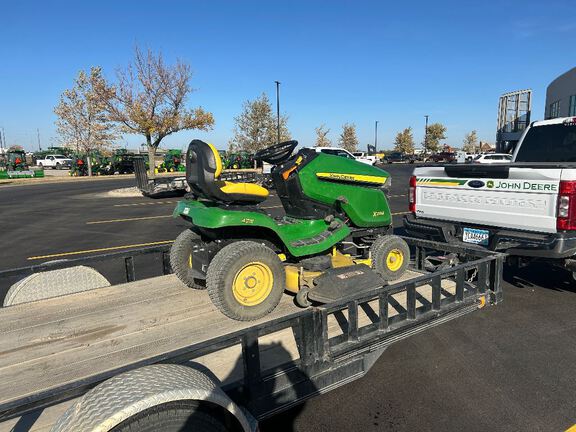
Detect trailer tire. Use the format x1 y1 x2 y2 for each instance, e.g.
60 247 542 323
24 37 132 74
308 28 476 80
370 235 410 282
111 401 228 432
170 229 206 290
207 241 285 321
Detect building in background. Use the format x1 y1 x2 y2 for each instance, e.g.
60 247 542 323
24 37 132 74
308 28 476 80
545 66 576 119
496 89 532 153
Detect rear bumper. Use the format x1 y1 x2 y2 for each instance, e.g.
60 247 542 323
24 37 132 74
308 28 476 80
403 213 576 259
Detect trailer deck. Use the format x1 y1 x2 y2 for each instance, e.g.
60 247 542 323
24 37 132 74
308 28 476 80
0 238 504 431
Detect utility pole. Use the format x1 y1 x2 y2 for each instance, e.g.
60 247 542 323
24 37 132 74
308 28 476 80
374 121 379 153
0 128 4 150
37 128 41 151
424 115 429 152
274 80 281 144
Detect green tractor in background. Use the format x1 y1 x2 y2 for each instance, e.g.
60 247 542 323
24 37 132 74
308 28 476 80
225 151 254 169
170 140 409 321
157 149 185 173
4 148 28 171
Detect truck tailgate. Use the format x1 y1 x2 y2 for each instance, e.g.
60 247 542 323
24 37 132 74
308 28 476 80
415 166 561 233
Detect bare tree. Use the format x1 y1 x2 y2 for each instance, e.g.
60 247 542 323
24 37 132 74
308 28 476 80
54 67 117 175
462 130 478 153
229 93 290 153
393 127 415 154
339 123 359 153
95 47 214 177
314 124 331 147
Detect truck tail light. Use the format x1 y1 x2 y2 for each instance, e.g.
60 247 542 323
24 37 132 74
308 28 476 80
409 175 416 213
557 180 576 230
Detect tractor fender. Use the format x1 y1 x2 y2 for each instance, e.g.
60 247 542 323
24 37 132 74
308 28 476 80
51 364 255 432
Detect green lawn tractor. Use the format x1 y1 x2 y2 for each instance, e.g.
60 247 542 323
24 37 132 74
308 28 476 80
157 149 185 173
170 140 409 321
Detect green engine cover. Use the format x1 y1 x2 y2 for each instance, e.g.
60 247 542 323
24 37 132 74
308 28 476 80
298 153 392 227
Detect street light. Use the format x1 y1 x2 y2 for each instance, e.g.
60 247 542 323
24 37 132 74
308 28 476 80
275 81 281 144
374 121 379 153
424 115 429 151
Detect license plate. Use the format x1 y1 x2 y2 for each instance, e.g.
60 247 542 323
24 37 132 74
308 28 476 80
462 228 489 246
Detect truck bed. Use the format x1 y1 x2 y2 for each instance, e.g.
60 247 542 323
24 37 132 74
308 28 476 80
0 269 460 431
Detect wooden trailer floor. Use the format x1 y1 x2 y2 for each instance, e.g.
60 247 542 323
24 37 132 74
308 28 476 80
0 270 457 431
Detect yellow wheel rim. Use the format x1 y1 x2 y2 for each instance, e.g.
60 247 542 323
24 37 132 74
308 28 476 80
188 253 192 268
233 262 274 306
386 249 404 272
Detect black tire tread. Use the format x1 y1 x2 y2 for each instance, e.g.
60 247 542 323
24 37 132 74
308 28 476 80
111 401 228 432
170 229 204 290
206 241 285 321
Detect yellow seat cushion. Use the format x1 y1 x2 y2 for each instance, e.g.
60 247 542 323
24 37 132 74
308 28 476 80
218 181 269 199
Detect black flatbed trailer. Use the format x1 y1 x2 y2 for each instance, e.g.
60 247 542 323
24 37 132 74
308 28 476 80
0 237 503 431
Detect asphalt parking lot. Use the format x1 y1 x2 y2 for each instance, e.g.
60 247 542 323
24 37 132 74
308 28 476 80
1 165 576 431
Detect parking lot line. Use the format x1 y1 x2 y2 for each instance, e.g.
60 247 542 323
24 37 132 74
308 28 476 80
86 215 172 225
113 201 176 207
392 211 409 216
388 194 407 198
27 240 174 261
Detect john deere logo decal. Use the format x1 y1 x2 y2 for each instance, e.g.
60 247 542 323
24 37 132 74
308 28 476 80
486 180 494 188
467 180 485 188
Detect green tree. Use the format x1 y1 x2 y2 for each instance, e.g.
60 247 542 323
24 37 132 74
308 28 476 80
315 124 331 147
393 127 415 154
462 130 478 153
424 123 447 152
95 47 214 178
339 123 359 152
54 67 117 176
229 93 290 153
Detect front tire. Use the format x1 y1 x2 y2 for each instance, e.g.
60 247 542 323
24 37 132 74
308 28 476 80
207 241 285 321
370 235 410 282
170 229 206 289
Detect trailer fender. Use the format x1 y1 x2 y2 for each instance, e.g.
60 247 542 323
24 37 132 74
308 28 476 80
51 364 255 432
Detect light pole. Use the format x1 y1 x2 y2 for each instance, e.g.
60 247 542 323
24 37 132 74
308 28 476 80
275 81 281 144
424 115 429 151
374 121 379 153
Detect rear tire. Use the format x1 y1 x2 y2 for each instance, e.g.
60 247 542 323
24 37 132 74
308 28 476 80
370 235 410 282
170 229 206 289
207 241 285 321
111 401 228 432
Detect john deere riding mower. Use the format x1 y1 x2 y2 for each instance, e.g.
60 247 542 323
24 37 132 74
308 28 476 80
170 140 409 321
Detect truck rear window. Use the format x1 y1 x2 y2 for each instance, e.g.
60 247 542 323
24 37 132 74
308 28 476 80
515 124 576 162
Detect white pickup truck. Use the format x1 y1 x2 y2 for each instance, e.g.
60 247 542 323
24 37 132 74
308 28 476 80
404 116 576 275
352 151 378 165
36 154 73 169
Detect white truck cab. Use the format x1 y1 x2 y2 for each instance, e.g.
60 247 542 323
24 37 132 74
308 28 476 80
312 147 375 165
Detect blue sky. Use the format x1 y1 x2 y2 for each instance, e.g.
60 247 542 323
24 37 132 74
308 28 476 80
1 0 575 152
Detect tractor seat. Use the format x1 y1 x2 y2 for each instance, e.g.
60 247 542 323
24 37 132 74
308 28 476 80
186 139 269 204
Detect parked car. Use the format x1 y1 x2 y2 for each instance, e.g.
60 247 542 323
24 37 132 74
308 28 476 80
383 152 414 164
36 154 73 169
472 153 513 164
352 152 378 165
427 152 456 163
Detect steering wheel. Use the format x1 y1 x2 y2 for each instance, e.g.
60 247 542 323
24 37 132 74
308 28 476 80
254 140 298 164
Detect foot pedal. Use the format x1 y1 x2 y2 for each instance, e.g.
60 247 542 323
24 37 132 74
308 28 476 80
307 264 384 303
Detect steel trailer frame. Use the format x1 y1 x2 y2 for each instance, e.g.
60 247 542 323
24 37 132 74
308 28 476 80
0 237 504 425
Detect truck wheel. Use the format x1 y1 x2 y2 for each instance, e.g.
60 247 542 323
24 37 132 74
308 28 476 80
207 241 285 321
370 235 410 282
111 401 227 432
56 162 61 169
170 229 206 289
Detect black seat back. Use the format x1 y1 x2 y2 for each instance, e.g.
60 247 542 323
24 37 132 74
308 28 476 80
186 139 229 202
